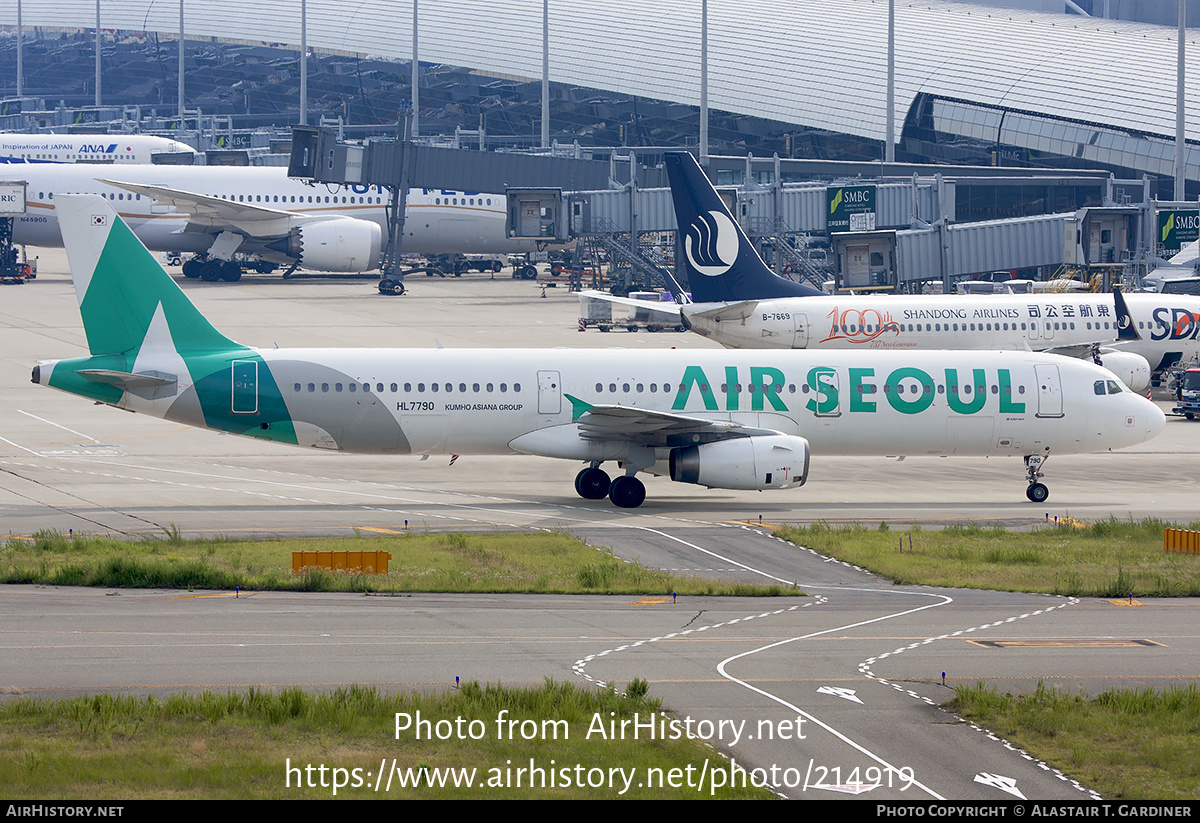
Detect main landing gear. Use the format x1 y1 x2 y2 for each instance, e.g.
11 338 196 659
1023 452 1050 503
182 257 242 282
573 465 646 509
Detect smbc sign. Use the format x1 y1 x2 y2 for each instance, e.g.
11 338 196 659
828 185 876 232
1158 210 1200 256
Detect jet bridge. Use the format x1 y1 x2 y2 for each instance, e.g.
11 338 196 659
287 128 1144 295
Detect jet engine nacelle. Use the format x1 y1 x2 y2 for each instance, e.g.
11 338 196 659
669 434 810 490
268 218 382 272
1096 348 1151 393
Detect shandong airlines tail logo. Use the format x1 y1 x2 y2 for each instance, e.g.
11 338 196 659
684 210 738 277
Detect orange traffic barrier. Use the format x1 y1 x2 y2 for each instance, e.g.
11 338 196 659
1164 528 1200 555
292 550 391 574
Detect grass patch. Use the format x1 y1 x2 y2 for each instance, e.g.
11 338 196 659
776 517 1200 596
0 529 796 597
948 681 1200 800
0 680 774 799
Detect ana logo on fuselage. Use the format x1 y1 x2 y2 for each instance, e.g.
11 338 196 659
685 210 738 277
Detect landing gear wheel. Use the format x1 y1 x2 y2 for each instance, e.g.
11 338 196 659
220 261 242 282
574 467 610 500
378 278 406 295
182 259 201 278
608 475 646 509
199 260 223 282
1022 452 1049 504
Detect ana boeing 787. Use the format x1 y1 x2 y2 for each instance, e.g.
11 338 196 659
13 163 535 280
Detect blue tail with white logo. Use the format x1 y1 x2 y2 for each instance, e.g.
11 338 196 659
664 151 825 303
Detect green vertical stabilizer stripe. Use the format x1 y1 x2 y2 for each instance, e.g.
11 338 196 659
78 216 238 357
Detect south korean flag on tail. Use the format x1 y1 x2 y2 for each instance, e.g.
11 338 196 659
90 214 108 227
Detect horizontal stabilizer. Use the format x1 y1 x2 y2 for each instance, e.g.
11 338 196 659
577 290 682 311
76 368 178 400
685 300 761 323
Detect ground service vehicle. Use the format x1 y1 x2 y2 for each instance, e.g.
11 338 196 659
1174 368 1200 419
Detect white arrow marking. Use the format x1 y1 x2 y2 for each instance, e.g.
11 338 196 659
974 772 1026 799
809 781 878 795
818 685 864 704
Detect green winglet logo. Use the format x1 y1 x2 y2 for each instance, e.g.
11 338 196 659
565 394 594 421
1163 212 1175 243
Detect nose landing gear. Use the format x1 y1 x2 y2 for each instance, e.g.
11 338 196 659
1024 452 1050 503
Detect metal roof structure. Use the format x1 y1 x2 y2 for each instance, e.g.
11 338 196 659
4 0 1199 145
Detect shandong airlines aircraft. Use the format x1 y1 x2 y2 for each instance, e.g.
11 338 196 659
0 133 195 164
587 152 1200 388
34 196 1164 507
11 163 535 279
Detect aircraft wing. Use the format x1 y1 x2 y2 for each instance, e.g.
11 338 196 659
683 300 761 323
98 178 300 238
1044 344 1106 359
568 395 779 448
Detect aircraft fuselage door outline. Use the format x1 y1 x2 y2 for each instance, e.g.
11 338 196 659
812 367 841 417
793 312 809 349
1034 364 1064 418
232 360 259 414
538 370 562 415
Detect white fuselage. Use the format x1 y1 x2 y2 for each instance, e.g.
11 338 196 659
682 292 1200 373
10 164 535 257
0 134 195 164
82 346 1162 464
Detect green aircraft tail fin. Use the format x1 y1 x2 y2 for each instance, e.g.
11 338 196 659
55 195 238 357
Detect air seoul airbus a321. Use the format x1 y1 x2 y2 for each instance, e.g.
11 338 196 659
35 196 1164 507
587 151 1200 388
